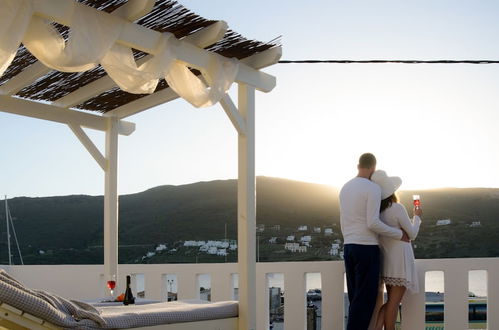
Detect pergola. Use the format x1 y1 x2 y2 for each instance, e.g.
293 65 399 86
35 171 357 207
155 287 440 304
0 1 281 329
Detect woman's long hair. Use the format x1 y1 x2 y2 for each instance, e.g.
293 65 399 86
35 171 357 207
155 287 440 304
380 193 398 213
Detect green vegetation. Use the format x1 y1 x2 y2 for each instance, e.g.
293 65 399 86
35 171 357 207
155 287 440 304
1 177 498 264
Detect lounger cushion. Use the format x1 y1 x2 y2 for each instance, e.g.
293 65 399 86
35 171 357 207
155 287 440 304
0 270 238 329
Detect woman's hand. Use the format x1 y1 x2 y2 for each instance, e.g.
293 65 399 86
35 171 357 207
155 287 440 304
414 206 423 217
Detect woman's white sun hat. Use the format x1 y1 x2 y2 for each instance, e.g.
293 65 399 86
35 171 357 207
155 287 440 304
371 170 402 199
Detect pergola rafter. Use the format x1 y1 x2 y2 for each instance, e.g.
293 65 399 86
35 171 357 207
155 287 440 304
57 20 230 116
31 0 276 93
0 1 281 329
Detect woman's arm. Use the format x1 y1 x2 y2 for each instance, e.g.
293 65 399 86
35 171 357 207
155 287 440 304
366 186 403 240
395 203 421 240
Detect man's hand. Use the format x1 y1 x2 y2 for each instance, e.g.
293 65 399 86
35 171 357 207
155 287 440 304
400 229 410 242
414 206 423 217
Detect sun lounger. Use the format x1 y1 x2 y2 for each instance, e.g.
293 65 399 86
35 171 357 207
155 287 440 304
0 270 238 329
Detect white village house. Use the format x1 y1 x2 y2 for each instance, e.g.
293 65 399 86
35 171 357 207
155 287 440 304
436 219 452 226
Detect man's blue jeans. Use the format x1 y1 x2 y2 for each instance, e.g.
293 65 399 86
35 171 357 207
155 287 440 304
344 244 380 330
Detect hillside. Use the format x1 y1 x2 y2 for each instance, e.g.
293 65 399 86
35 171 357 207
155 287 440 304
1 177 498 264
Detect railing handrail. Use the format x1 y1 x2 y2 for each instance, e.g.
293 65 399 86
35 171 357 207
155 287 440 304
2 257 498 330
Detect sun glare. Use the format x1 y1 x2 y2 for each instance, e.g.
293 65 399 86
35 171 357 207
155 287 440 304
258 64 499 190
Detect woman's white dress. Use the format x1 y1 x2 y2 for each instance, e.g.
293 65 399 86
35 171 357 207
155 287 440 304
379 202 421 293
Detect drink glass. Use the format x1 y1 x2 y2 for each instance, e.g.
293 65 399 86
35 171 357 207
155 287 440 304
412 194 421 209
107 274 117 300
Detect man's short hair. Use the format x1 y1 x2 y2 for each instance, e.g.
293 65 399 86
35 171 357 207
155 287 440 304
358 153 376 169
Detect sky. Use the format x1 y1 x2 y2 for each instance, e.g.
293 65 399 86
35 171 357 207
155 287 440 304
2 0 499 198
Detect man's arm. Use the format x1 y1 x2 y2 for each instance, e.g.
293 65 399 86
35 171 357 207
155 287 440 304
366 187 403 240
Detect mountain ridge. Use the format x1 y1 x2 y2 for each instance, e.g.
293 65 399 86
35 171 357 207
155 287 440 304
1 176 498 264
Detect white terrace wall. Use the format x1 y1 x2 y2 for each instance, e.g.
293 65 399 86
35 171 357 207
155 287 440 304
2 258 499 330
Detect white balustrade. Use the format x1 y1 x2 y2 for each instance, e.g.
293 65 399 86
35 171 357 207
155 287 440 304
2 257 498 330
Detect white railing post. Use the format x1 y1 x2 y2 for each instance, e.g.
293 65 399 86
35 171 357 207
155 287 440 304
211 270 232 302
487 266 499 329
177 269 197 300
256 269 270 330
444 266 468 329
400 261 426 330
237 83 257 330
284 270 307 330
321 262 345 329
6 258 499 330
104 116 119 294
144 272 163 301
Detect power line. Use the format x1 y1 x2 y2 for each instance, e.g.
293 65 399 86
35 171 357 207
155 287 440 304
278 59 499 64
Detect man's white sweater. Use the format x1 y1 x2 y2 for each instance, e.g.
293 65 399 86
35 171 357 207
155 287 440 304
339 177 402 245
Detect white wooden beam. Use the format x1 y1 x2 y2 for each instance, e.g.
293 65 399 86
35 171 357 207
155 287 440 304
111 0 155 21
174 42 276 92
184 21 228 48
0 95 135 135
0 62 51 96
106 87 179 119
54 21 229 111
220 94 246 135
31 0 276 92
107 40 277 120
0 0 155 99
67 123 107 170
52 76 116 109
240 46 282 70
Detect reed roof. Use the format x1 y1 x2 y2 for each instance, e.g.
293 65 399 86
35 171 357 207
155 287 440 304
0 0 280 113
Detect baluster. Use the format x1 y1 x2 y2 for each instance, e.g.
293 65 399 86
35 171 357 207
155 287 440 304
211 271 232 302
284 269 307 330
256 271 270 330
487 267 499 329
144 272 162 301
177 270 197 300
321 262 344 329
444 267 468 329
400 263 426 330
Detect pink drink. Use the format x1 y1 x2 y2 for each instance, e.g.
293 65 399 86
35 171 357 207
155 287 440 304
413 195 421 207
107 280 116 290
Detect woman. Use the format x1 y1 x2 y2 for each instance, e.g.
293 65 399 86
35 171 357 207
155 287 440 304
371 170 423 330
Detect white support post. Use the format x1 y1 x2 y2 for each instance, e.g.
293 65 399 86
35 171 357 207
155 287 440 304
237 83 256 330
104 116 119 293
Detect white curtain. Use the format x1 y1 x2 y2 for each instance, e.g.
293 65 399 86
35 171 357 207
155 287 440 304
100 34 177 95
0 0 239 108
0 0 33 76
23 5 124 72
166 55 239 108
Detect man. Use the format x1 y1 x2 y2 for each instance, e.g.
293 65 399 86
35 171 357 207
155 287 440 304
339 153 409 330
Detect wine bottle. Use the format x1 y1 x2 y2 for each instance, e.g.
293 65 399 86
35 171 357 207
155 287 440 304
123 275 135 305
